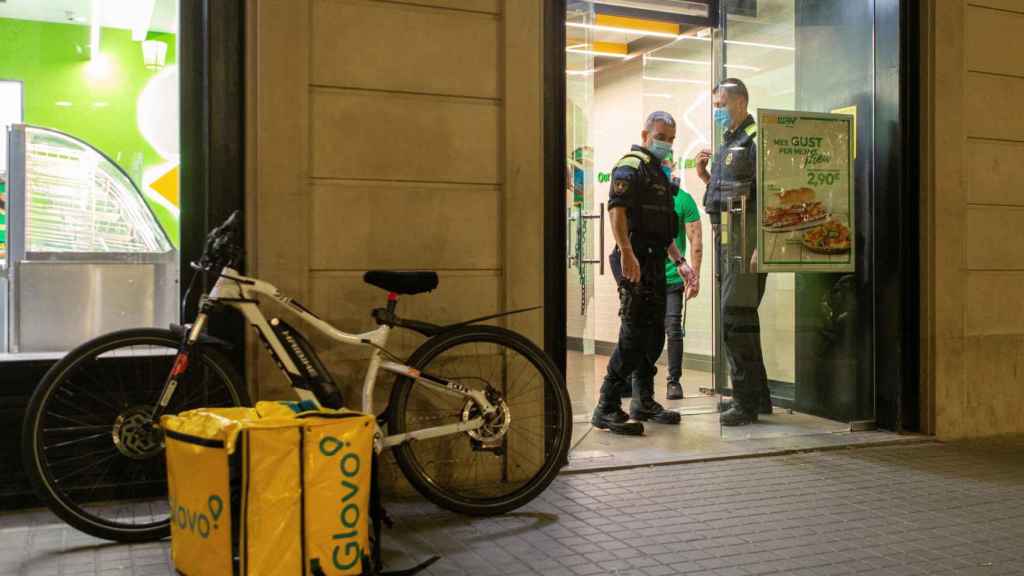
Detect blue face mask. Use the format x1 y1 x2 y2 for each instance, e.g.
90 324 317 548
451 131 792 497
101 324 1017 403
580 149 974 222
714 107 732 128
648 139 673 161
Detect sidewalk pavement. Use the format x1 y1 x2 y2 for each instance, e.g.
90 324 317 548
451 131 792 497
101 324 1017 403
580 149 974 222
2 437 1022 576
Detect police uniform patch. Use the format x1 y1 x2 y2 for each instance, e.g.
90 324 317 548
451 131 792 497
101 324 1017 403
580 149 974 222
612 179 629 196
725 152 734 166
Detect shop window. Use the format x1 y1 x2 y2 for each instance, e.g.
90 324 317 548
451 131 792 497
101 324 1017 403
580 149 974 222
0 0 180 356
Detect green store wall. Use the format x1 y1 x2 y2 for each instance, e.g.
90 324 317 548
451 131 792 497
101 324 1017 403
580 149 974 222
0 18 178 246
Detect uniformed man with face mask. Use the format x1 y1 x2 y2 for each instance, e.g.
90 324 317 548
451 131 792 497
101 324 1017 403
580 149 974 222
695 78 773 426
591 111 693 436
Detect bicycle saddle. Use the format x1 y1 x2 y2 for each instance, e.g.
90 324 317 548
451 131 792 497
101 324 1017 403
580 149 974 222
364 271 439 295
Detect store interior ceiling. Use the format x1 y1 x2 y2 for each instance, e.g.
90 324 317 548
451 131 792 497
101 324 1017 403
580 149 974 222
0 0 177 34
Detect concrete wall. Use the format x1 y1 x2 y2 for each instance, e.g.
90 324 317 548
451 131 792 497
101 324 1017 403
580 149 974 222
921 0 1024 438
245 0 545 468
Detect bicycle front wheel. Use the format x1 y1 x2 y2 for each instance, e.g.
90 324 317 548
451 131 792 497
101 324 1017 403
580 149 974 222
389 325 571 516
21 328 249 542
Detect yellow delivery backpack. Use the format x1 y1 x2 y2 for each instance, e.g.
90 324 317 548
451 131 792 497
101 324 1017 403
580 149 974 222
161 401 383 576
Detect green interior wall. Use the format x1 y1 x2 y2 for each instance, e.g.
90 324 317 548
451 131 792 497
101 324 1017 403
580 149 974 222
0 18 178 246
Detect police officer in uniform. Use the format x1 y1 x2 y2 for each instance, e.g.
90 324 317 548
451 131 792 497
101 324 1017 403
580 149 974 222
696 78 772 426
592 111 694 436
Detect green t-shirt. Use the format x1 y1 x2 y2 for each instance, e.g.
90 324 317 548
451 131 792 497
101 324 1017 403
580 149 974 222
665 187 701 285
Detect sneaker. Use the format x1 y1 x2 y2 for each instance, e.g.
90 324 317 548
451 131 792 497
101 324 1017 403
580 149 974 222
666 381 684 400
591 406 644 435
630 400 681 425
719 395 773 415
720 405 758 426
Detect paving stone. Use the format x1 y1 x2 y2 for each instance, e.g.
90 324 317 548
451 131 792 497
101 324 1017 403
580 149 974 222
2 439 1023 576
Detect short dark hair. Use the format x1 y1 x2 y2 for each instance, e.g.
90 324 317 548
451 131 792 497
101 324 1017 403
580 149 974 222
644 110 676 132
714 77 749 103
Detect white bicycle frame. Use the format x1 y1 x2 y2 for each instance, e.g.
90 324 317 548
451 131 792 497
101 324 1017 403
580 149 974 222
183 267 497 449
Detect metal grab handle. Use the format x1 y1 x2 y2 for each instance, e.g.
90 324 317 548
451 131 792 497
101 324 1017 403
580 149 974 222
741 195 750 273
580 203 605 275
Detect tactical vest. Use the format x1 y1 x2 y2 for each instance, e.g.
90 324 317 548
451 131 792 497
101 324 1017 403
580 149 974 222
616 149 678 249
705 120 758 221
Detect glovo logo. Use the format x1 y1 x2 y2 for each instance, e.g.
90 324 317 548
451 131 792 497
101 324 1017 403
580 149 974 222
169 494 225 540
319 435 365 571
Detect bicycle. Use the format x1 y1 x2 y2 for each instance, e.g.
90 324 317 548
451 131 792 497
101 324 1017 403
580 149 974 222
22 211 571 543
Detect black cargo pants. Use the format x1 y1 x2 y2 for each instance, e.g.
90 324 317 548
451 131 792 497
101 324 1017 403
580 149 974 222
597 245 667 411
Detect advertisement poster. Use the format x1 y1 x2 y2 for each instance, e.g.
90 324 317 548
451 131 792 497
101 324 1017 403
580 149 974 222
757 109 854 273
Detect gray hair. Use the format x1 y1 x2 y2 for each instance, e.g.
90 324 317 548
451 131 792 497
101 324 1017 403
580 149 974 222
644 110 676 131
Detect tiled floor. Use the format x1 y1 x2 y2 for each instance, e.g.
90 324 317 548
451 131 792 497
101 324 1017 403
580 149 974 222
566 352 905 471
3 438 1023 575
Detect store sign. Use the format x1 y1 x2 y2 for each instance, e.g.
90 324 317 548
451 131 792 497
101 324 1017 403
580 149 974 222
756 109 854 273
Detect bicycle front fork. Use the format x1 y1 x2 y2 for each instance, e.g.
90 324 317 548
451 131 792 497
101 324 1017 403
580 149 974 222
149 312 210 422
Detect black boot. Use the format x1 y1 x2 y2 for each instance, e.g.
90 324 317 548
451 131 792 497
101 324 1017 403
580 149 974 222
720 404 758 426
666 381 684 400
631 371 681 424
631 399 682 424
719 393 773 415
591 405 644 435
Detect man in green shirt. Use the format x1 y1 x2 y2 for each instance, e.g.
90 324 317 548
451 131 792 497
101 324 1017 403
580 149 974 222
624 156 703 402
662 180 702 399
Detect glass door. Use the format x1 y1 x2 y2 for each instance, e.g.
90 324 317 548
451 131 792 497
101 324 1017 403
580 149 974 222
716 0 876 439
565 0 723 465
640 25 720 420
565 3 601 444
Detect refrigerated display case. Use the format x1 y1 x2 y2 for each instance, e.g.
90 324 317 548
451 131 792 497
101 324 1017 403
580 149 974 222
2 124 177 354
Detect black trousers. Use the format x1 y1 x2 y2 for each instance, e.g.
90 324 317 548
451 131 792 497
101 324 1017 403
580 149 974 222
715 227 769 411
664 282 686 385
598 246 667 410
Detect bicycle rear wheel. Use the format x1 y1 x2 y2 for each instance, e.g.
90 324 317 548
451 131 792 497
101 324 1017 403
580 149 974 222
21 328 249 542
388 325 571 515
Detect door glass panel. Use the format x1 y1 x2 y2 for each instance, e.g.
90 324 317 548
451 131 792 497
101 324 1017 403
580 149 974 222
566 0 722 467
565 3 598 445
717 0 875 440
641 27 719 420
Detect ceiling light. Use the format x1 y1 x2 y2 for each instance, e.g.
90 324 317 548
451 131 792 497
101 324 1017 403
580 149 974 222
643 75 709 86
567 48 634 60
645 55 705 66
595 0 710 18
55 101 73 107
643 93 675 99
566 21 708 41
725 39 794 51
645 56 761 73
726 63 762 71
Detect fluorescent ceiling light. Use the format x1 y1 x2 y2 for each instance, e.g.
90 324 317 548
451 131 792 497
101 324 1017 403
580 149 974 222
595 0 709 17
643 75 709 86
55 101 73 107
643 76 708 86
567 48 634 60
643 93 674 99
645 55 705 66
567 69 595 76
645 56 761 72
565 21 707 41
725 39 794 51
